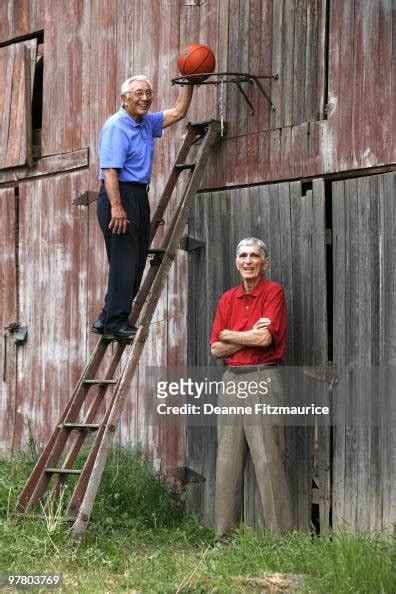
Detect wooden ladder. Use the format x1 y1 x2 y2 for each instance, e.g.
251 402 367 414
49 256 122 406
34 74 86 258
16 119 224 539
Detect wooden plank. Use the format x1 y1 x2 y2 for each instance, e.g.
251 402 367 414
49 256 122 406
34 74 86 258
257 131 270 182
216 0 230 133
115 0 127 102
377 0 394 166
186 192 209 519
0 189 18 453
343 178 359 530
70 0 86 152
282 0 295 127
378 172 395 533
277 182 294 356
0 41 35 169
312 178 327 363
269 128 281 180
235 135 249 185
13 0 30 37
292 0 306 125
0 149 89 186
279 126 292 181
247 0 261 135
392 1 396 165
289 180 303 362
22 44 33 167
258 0 273 132
291 124 303 179
355 176 371 531
351 2 365 169
198 0 219 124
0 45 14 168
7 44 26 166
0 2 10 40
225 136 237 187
361 0 380 168
303 120 322 178
226 0 242 138
39 0 53 156
237 0 251 132
331 179 347 530
305 0 319 122
316 0 328 120
267 182 282 285
271 0 283 129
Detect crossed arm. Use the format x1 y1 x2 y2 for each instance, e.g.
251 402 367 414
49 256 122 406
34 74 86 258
211 318 273 359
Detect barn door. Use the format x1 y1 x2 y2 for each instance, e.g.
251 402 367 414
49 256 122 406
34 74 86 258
187 179 328 530
0 39 37 169
332 171 395 532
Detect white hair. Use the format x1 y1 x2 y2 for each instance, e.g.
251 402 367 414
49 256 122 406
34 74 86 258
121 75 152 94
236 237 269 257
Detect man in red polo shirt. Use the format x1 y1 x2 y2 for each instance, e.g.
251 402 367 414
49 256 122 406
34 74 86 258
210 237 293 538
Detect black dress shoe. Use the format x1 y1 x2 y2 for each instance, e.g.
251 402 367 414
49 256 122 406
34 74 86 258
92 318 104 335
103 325 138 341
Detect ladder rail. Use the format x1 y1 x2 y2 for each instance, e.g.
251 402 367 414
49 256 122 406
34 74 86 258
130 180 187 317
149 123 205 242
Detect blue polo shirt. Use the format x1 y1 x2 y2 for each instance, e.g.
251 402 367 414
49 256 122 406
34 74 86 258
98 107 163 183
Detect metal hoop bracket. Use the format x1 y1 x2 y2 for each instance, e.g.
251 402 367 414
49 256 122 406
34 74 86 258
171 71 278 114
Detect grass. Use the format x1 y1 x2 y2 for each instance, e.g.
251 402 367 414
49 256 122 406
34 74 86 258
0 447 394 593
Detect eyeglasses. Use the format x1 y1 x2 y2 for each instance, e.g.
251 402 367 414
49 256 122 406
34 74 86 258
125 90 153 99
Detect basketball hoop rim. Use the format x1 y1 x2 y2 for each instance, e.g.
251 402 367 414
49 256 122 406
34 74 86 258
171 71 278 86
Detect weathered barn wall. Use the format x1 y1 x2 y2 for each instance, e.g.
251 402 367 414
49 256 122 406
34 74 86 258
0 0 394 531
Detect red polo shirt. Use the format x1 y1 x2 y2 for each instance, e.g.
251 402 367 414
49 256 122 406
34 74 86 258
210 277 287 366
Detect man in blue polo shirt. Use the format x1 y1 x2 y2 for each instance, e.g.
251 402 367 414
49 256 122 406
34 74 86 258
93 75 193 339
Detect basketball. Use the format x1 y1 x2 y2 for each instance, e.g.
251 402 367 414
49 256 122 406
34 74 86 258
177 44 216 82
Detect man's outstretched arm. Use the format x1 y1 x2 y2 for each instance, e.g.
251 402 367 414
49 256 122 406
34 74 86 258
162 85 193 128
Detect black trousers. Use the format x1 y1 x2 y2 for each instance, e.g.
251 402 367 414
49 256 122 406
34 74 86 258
96 182 150 333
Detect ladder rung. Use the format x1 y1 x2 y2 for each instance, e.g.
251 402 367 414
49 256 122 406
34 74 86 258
60 423 101 431
45 468 82 475
82 379 118 385
175 162 195 170
148 248 166 255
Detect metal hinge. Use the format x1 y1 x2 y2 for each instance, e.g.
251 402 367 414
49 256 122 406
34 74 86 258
5 323 28 345
179 236 206 252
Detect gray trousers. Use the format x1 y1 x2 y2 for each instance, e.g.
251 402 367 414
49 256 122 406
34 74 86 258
214 366 293 537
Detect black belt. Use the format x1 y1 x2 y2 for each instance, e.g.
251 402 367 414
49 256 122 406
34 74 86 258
101 180 149 191
228 363 280 374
